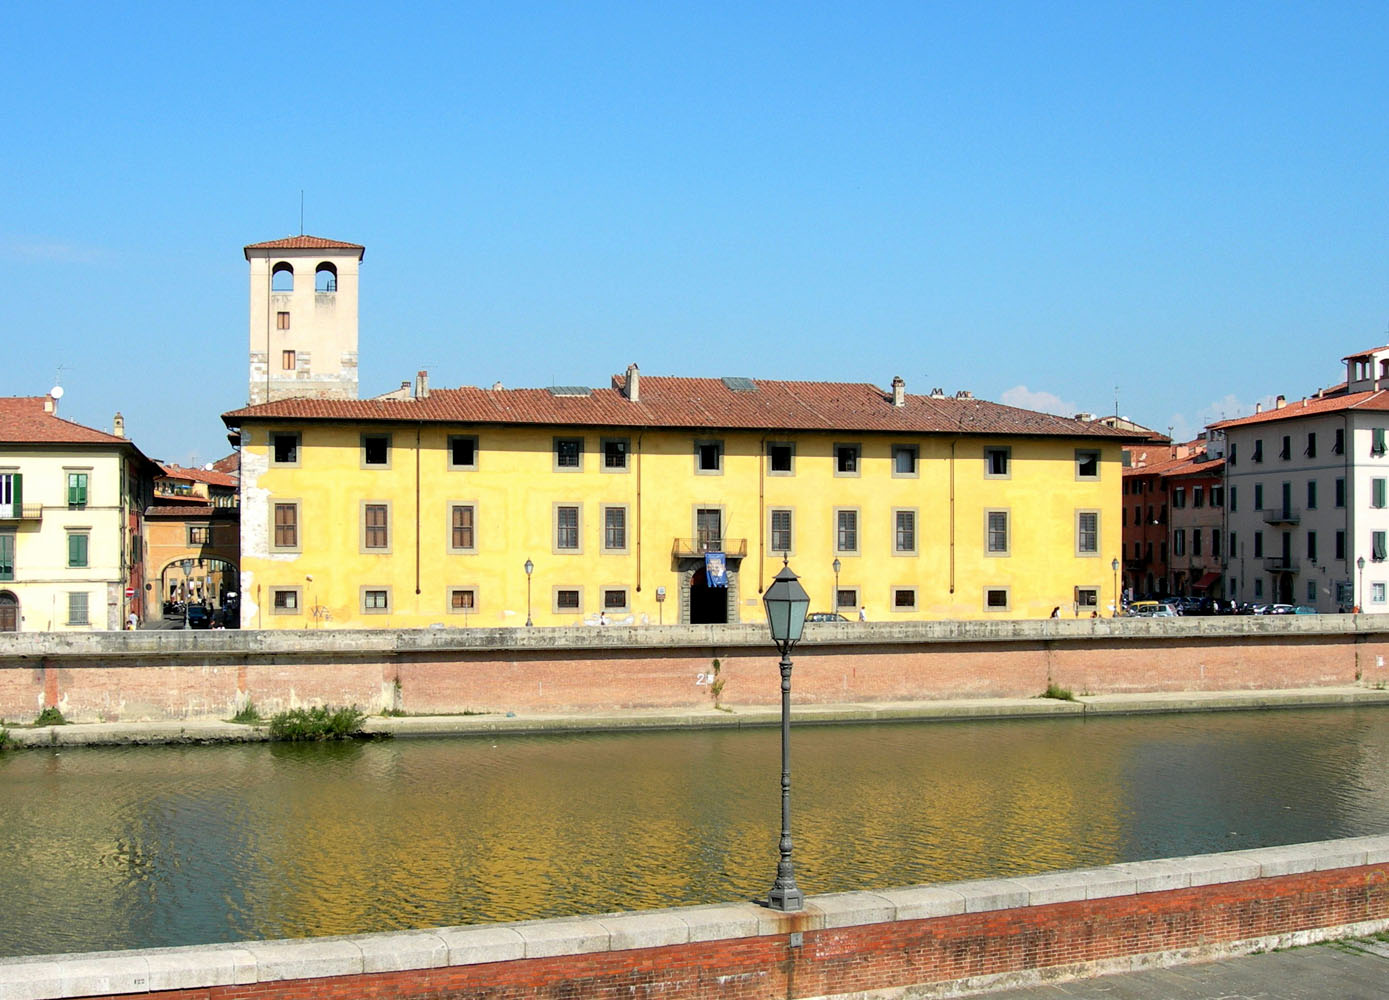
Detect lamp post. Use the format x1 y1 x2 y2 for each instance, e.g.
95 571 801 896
1357 555 1366 612
831 557 841 615
524 559 534 626
180 558 194 630
762 559 810 911
1111 557 1120 617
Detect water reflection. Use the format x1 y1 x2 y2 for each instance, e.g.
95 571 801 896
1 708 1387 957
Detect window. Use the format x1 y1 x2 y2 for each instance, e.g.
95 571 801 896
555 504 580 551
1307 480 1317 509
449 504 476 552
362 503 390 551
1375 532 1387 562
1308 580 1318 603
271 588 301 613
835 508 859 554
1252 439 1263 463
1375 428 1387 457
1212 485 1224 507
1212 529 1221 558
315 262 337 292
273 502 299 550
1192 529 1202 557
1193 486 1204 508
1254 532 1264 558
602 588 629 612
1254 579 1264 598
1230 532 1238 558
1306 433 1317 458
984 447 1010 478
1160 541 1167 563
1307 531 1317 561
602 437 629 471
362 434 391 467
1253 484 1263 510
892 445 918 477
361 588 391 613
834 443 861 476
1077 588 1098 611
1076 511 1099 555
67 472 88 509
0 471 17 518
1336 531 1346 560
187 525 210 545
67 532 88 568
1173 487 1185 509
695 440 723 474
1229 442 1237 466
1374 479 1386 510
1375 583 1387 604
448 588 477 614
695 508 722 550
1173 530 1186 557
271 262 293 291
448 435 478 470
768 442 794 475
271 432 300 466
0 532 13 581
554 588 582 613
986 510 1009 555
67 591 89 625
554 437 583 471
1075 449 1100 480
281 350 296 370
892 587 917 611
1336 478 1346 508
276 311 290 330
602 506 627 552
893 509 917 554
1230 486 1238 512
1279 435 1290 460
835 587 859 611
984 587 1010 611
770 509 793 553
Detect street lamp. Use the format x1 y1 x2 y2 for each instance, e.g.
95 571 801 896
180 558 194 630
762 560 810 911
1111 557 1120 617
524 558 534 626
1357 555 1366 612
832 557 841 615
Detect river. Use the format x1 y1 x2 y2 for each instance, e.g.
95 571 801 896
2 707 1387 957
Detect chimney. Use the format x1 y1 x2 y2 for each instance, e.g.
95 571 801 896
44 396 55 414
416 370 429 399
891 375 905 407
112 413 125 438
401 381 411 393
1256 402 1263 413
491 381 504 390
624 363 640 403
1275 394 1286 409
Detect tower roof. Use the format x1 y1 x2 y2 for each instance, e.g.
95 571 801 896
243 235 365 259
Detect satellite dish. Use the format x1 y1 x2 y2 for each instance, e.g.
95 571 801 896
50 386 64 399
203 463 214 471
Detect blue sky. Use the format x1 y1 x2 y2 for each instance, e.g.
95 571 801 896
4 2 1388 466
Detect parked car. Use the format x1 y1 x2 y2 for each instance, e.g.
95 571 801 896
1291 605 1318 614
806 612 850 622
1266 604 1296 615
185 604 212 629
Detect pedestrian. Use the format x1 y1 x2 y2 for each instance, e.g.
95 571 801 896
1050 606 1060 618
126 610 138 630
858 605 867 623
599 610 608 626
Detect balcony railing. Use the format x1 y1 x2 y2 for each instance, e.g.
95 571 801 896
1264 556 1297 573
1262 507 1300 525
672 537 748 558
0 502 41 521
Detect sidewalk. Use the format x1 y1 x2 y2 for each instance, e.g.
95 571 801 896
6 686 1389 747
979 936 1389 999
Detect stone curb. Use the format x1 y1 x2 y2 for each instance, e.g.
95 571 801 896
1 836 1386 999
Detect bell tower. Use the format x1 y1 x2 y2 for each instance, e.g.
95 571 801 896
244 235 365 404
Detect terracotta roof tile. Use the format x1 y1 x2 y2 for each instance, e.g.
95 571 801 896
159 463 238 487
223 377 1140 440
0 396 133 445
1207 390 1389 431
243 235 365 258
143 505 239 519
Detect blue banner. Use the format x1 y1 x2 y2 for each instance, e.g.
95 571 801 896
704 551 728 587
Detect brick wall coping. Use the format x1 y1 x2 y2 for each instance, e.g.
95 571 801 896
3 613 1388 662
2 835 1385 1000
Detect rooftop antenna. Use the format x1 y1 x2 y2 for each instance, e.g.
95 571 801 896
299 191 304 235
1113 385 1119 418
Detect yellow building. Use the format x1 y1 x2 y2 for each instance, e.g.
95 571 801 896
222 368 1134 629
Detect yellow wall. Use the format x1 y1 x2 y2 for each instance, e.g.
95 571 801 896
238 423 1122 628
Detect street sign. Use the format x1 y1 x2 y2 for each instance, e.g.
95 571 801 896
125 588 134 599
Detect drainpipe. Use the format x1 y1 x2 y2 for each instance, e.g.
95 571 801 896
758 433 767 595
1344 410 1352 605
949 439 957 594
635 431 644 594
415 423 422 596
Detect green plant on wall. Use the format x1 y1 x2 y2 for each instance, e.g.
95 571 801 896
710 658 727 710
34 707 66 727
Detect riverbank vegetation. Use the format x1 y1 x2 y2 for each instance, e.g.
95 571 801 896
267 705 366 741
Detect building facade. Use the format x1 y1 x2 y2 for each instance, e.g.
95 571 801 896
0 396 159 631
146 464 240 614
1163 451 1226 598
223 370 1135 629
1209 345 1389 611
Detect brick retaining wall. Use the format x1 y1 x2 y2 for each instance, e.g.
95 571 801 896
3 616 1389 723
3 837 1386 1000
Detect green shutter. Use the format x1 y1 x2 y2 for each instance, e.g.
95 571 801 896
68 533 88 568
1377 480 1387 509
11 473 20 512
0 533 13 580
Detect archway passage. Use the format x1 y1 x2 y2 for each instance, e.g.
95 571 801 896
689 568 728 625
0 592 17 632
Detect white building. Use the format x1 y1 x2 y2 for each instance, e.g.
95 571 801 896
1209 344 1389 611
0 394 159 631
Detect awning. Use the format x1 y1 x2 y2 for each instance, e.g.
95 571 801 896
1192 571 1221 591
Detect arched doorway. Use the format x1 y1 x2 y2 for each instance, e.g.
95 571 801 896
0 591 18 632
689 568 728 625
